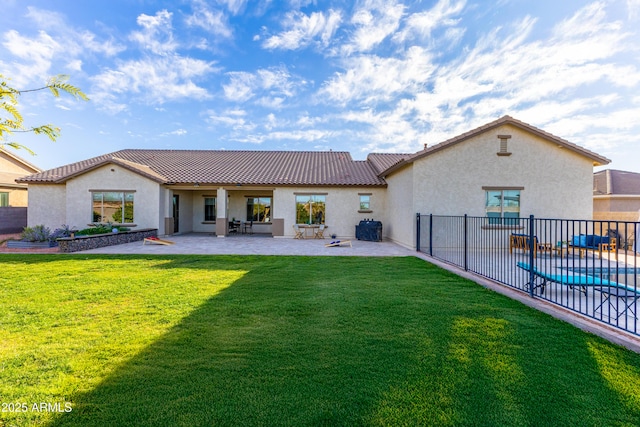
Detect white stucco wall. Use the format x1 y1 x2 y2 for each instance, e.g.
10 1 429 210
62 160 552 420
26 184 67 229
273 187 387 238
64 165 161 231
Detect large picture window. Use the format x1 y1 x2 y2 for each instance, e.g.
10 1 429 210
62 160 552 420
485 189 520 225
92 191 134 223
247 197 271 222
296 195 326 224
204 197 216 221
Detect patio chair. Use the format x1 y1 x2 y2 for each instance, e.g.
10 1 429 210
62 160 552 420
314 224 325 239
509 233 539 258
293 224 304 239
243 220 253 235
229 221 239 234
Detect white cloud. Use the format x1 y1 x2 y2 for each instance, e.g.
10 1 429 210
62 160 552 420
129 10 178 55
342 0 404 55
1 30 61 85
185 0 233 39
223 66 308 105
161 129 188 136
392 0 466 44
91 56 217 111
318 46 435 105
262 9 342 50
217 0 248 15
207 109 257 131
629 0 640 19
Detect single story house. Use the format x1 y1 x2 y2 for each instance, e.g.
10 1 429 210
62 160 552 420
1 147 41 207
17 116 610 249
593 169 640 222
593 169 640 249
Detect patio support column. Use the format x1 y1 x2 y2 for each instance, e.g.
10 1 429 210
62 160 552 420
216 187 228 237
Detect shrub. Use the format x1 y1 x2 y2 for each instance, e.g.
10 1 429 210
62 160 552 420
76 224 113 236
20 225 52 242
50 225 77 242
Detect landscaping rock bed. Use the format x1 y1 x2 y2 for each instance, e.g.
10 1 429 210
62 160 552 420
57 228 158 253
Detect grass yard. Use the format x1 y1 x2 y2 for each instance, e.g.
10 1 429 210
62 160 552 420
1 254 639 426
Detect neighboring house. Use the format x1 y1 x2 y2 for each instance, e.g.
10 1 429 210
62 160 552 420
17 116 610 249
0 147 41 207
593 169 640 221
593 169 640 247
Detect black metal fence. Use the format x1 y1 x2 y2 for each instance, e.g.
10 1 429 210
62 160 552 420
417 214 639 336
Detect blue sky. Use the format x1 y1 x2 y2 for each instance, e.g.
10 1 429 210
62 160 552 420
1 0 639 172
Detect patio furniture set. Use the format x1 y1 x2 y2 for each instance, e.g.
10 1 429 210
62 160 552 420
509 233 617 260
293 224 326 239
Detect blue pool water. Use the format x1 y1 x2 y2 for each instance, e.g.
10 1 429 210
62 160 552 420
565 267 640 275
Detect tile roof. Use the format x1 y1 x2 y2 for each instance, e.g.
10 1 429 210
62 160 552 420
378 115 611 177
594 169 640 195
366 153 410 175
16 149 387 187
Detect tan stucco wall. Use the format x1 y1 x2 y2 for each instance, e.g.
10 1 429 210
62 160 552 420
594 196 640 214
382 164 415 248
191 191 218 234
273 187 387 238
384 124 597 249
0 151 38 175
412 124 594 217
1 150 39 207
64 165 161 231
0 187 28 207
26 184 67 229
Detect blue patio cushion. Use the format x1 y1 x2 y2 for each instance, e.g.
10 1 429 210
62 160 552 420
572 235 587 246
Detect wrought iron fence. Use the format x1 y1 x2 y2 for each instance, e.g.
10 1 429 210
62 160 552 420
417 214 639 336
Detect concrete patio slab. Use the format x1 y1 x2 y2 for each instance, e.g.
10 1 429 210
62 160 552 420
79 233 417 257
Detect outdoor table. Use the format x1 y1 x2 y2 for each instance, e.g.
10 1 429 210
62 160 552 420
298 224 327 238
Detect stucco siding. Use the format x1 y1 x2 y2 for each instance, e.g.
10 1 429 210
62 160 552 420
191 191 217 233
383 164 415 248
274 187 387 238
0 187 28 207
26 184 67 229
64 165 161 231
0 153 37 175
411 124 595 219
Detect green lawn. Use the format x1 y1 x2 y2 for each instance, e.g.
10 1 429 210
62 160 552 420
1 254 639 426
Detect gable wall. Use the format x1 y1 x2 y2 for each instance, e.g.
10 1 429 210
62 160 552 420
411 124 595 219
64 165 161 231
0 151 38 176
